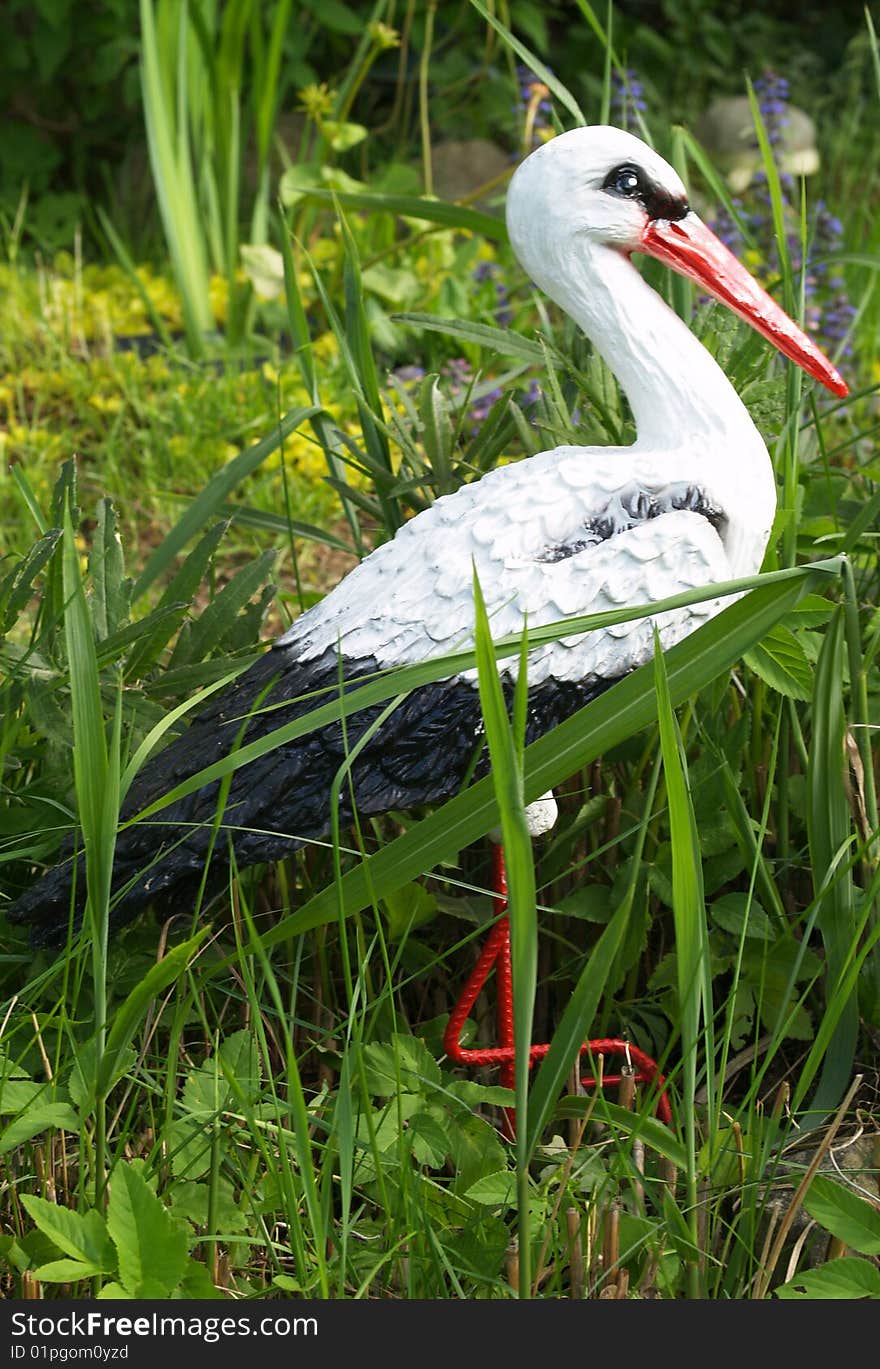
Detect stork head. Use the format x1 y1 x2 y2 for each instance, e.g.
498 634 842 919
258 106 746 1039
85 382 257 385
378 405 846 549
506 125 848 399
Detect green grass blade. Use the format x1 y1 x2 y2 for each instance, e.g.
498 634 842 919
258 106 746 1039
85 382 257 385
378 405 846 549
654 632 712 1297
393 314 544 363
805 607 859 1113
280 186 506 241
472 570 536 1297
525 750 662 1154
468 0 587 126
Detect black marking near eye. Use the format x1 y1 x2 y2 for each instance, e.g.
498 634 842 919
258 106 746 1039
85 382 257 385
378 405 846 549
536 482 724 563
602 161 689 222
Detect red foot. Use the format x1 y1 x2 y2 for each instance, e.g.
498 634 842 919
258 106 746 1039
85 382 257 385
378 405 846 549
443 845 672 1138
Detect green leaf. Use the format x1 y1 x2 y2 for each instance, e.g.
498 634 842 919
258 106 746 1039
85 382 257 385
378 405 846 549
394 313 544 363
362 1034 442 1097
278 184 506 241
0 1103 80 1153
654 631 713 1123
88 499 130 641
381 882 439 938
419 374 455 495
525 893 632 1155
169 550 276 667
107 1163 189 1298
803 1174 880 1255
776 1257 880 1299
324 119 368 151
20 1196 114 1273
800 608 859 1111
744 624 813 700
710 892 773 940
553 1097 688 1170
34 1258 108 1283
465 1170 516 1207
0 529 62 635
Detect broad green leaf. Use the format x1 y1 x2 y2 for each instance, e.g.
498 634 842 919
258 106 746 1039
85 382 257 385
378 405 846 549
362 1035 442 1097
107 1163 189 1298
0 1104 80 1153
239 243 284 299
744 624 813 700
776 1257 880 1299
324 119 368 151
803 1174 880 1256
710 892 773 941
34 1258 108 1282
19 1196 114 1272
381 881 439 938
465 1170 517 1207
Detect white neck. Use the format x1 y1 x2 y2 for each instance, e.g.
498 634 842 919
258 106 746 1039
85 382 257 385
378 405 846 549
539 242 778 576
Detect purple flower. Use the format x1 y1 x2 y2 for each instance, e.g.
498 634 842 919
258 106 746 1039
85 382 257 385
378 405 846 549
707 71 853 360
515 63 554 149
754 70 790 148
390 364 426 387
610 68 647 126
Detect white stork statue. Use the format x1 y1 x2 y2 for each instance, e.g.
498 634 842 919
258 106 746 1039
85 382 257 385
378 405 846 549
9 126 846 947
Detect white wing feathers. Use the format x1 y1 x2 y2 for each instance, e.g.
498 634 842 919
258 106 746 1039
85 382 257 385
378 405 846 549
278 447 732 687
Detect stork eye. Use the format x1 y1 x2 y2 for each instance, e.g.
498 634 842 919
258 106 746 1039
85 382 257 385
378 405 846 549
604 164 642 198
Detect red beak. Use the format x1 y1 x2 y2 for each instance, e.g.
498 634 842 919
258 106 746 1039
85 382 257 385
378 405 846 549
641 214 849 399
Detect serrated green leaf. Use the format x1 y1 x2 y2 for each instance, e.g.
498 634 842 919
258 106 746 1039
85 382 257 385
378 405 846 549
744 624 813 700
88 499 129 641
362 1034 442 1096
419 375 455 495
19 1196 114 1272
170 551 276 667
0 529 62 634
710 892 773 940
465 1170 517 1207
34 1258 108 1282
107 1163 188 1297
0 1104 80 1153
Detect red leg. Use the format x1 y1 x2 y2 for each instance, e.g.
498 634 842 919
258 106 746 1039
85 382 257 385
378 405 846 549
443 844 672 1134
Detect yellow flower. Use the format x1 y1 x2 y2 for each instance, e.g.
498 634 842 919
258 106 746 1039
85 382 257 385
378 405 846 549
88 393 123 414
298 82 335 122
